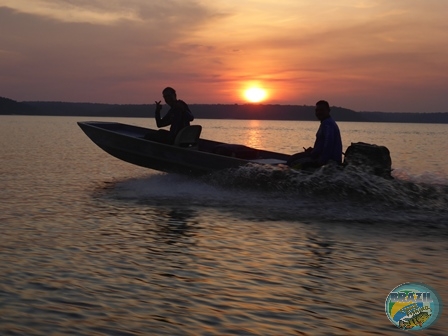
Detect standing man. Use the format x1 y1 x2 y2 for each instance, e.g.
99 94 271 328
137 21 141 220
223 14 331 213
147 87 194 144
287 100 342 168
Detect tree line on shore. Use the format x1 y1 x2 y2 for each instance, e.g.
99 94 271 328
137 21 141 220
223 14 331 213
1 96 447 123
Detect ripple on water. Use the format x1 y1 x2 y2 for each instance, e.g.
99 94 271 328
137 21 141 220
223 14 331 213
1 166 448 334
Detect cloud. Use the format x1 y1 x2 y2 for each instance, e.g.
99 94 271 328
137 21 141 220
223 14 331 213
1 0 140 24
1 0 448 110
1 0 217 26
0 1 218 101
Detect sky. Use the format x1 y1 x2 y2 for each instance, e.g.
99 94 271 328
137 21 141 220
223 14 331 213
1 0 448 112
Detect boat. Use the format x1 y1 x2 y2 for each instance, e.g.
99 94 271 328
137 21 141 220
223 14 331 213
77 121 290 176
77 121 393 178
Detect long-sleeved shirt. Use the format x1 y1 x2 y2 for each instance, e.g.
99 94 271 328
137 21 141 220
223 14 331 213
155 100 194 143
311 116 343 164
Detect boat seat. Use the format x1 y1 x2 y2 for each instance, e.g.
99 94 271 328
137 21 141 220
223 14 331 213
174 125 202 149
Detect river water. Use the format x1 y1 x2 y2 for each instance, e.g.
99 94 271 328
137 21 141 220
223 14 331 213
1 116 447 335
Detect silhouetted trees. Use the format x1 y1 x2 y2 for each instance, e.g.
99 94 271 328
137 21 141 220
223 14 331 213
1 97 447 123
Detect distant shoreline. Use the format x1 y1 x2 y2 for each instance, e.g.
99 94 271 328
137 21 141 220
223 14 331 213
1 97 448 124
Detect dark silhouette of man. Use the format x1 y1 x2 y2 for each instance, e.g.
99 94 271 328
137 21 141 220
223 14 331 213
146 87 194 144
287 100 342 168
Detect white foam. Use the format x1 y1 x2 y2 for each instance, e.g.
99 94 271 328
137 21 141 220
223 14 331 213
392 168 448 185
98 165 448 226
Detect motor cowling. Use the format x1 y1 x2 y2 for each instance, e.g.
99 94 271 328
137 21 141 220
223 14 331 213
343 142 393 179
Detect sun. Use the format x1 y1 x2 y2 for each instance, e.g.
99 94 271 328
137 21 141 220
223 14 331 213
244 87 268 103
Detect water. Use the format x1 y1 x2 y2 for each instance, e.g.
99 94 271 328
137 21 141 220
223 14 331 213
1 116 447 335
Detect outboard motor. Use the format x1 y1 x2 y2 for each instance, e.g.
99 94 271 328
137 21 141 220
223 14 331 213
343 142 393 179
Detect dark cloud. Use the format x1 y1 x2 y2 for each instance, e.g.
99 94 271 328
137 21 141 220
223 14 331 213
1 1 448 111
0 1 216 102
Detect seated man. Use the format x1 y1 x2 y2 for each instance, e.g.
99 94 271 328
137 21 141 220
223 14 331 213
287 100 342 168
145 87 194 144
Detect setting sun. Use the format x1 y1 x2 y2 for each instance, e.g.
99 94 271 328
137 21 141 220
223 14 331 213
244 87 268 103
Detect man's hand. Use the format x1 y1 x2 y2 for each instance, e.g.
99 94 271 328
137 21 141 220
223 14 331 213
303 147 313 153
155 100 162 112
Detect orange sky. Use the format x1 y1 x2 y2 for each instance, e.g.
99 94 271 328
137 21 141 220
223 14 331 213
1 0 448 112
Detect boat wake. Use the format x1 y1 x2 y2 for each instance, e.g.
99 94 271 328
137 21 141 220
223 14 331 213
207 164 446 204
203 163 448 223
95 164 448 226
